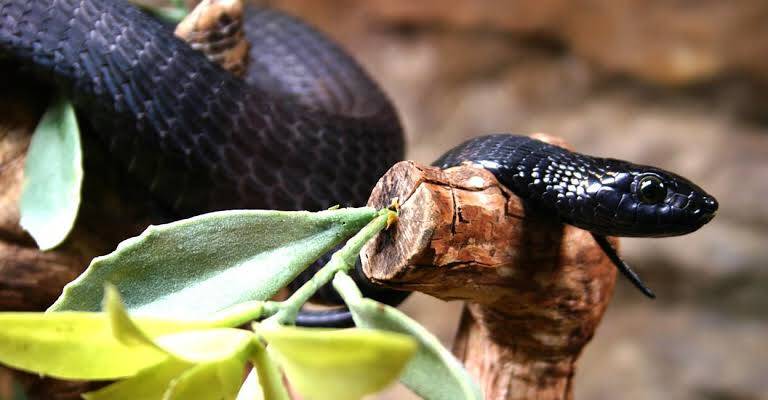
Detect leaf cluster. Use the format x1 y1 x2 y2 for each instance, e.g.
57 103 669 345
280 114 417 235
3 207 481 399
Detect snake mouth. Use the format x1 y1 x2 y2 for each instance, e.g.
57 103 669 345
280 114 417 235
698 211 716 225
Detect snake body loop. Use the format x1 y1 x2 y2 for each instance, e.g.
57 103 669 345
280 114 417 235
0 0 718 326
0 0 403 215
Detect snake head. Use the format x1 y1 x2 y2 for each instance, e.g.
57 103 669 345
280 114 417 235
585 160 718 237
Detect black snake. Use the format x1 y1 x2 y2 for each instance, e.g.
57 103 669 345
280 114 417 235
0 0 718 326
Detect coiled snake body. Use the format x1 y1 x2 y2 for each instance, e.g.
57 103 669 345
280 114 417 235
0 0 718 326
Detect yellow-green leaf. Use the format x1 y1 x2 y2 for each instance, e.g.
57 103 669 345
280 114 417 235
334 273 482 400
104 284 222 351
0 312 167 380
83 358 194 400
105 285 169 349
155 329 254 363
106 285 255 363
84 291 254 399
164 356 245 400
19 96 82 250
259 326 416 400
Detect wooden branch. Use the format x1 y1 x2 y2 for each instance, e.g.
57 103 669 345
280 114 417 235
175 0 249 77
362 152 617 400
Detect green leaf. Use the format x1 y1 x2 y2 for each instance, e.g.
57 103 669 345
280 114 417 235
164 356 245 400
85 291 254 399
334 273 482 400
83 358 194 400
155 329 254 363
147 330 253 400
0 312 168 380
105 284 171 350
259 326 416 400
0 287 238 380
103 284 220 350
48 207 377 318
107 284 255 363
84 343 247 400
264 209 396 325
19 96 83 250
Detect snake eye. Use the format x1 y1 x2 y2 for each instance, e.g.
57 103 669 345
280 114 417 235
637 175 667 204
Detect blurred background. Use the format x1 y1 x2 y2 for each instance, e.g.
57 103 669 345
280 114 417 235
253 0 768 399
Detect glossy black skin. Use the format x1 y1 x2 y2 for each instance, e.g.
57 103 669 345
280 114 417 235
0 0 403 215
435 134 718 238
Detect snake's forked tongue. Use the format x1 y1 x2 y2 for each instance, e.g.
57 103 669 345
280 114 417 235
591 234 656 298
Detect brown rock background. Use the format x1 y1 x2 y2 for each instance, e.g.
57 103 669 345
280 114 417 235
257 1 767 399
2 0 767 398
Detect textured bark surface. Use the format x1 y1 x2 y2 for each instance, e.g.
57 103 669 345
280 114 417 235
362 151 617 399
175 0 250 77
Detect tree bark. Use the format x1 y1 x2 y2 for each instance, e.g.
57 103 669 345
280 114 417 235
362 151 617 400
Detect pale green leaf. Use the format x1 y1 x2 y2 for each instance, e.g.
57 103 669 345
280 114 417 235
48 207 377 318
259 326 416 400
83 358 194 400
334 273 482 400
0 312 167 380
19 96 82 250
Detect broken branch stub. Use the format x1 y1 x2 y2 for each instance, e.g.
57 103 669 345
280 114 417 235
362 158 617 400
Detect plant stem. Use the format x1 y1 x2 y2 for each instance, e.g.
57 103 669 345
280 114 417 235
208 301 265 328
263 209 396 326
332 271 364 303
249 343 290 400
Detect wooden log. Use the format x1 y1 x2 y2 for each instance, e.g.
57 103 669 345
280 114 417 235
362 147 617 400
